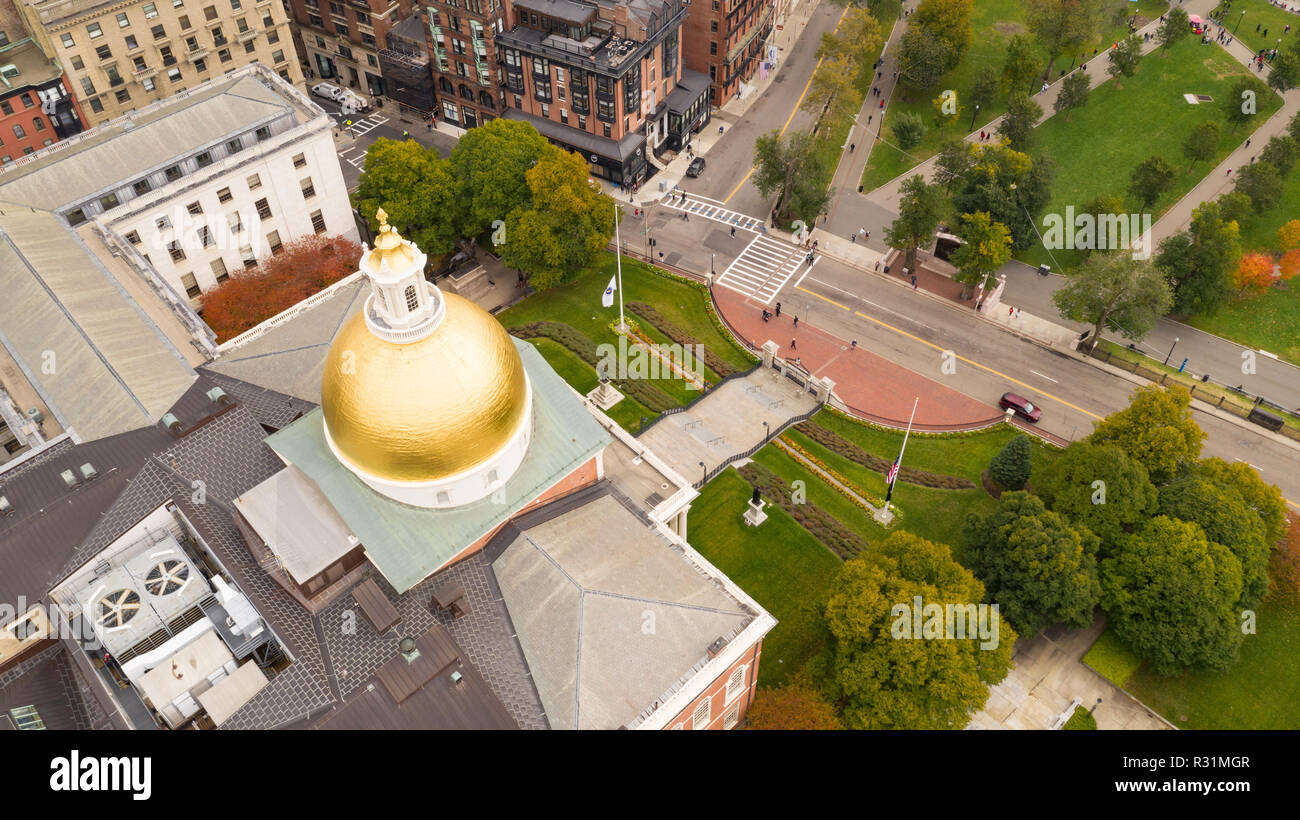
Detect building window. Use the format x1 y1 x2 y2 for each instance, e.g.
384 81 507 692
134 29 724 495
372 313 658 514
168 241 187 261
11 124 24 139
723 701 740 730
156 215 172 230
165 164 183 181
292 152 306 168
404 284 418 311
218 48 232 63
133 179 152 195
89 98 104 113
114 87 130 103
62 33 75 48
167 67 182 82
691 697 711 729
246 173 261 189
143 77 156 91
271 49 284 64
99 192 119 209
66 208 87 226
9 706 45 730
725 665 747 703
225 137 242 154
117 11 131 27
710 42 717 56
87 23 103 39
194 57 207 73
0 100 10 115
300 177 315 198
310 209 326 234
33 117 45 132
71 55 84 70
204 4 218 20
254 198 271 219
125 230 141 244
255 125 271 141
181 272 201 297
711 20 717 33
217 186 232 203
239 244 255 267
244 40 255 53
199 225 214 247
144 2 159 18
266 229 282 253
211 257 228 281
186 201 203 215
96 45 112 61
153 24 167 40
196 151 213 167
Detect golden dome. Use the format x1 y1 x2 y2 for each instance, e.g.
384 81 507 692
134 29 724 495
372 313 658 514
366 208 418 271
320 291 530 483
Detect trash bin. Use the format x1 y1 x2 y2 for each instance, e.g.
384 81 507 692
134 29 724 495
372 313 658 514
1037 264 1051 276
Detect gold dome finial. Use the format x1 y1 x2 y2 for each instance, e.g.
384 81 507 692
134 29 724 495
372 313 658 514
367 207 416 268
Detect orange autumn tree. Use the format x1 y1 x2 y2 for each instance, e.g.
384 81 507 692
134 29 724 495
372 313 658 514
1232 252 1275 296
745 673 843 730
201 234 362 341
1278 248 1300 283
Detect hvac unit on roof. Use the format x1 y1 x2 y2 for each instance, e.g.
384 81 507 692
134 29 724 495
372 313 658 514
80 463 98 481
206 387 231 406
0 495 11 515
161 413 182 435
26 408 42 426
143 559 190 597
60 469 80 489
98 589 141 628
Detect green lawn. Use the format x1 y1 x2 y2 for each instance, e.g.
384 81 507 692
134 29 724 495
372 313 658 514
525 338 656 432
1213 0 1300 56
1019 37 1281 268
860 0 1169 191
688 468 842 687
1082 625 1145 687
1063 705 1098 729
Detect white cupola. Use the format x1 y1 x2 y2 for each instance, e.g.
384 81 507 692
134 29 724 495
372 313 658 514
360 208 445 344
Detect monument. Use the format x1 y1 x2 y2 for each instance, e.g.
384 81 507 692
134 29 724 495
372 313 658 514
743 487 768 527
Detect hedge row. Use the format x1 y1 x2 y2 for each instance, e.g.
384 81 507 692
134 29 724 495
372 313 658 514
737 462 868 560
626 301 735 377
634 263 759 366
509 320 678 412
794 421 974 490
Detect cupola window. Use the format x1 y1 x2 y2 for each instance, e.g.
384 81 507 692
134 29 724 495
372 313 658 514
404 284 418 311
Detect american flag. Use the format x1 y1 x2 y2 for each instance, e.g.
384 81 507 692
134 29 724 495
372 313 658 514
886 458 900 486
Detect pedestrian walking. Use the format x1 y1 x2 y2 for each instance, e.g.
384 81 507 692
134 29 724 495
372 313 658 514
875 260 881 271
1247 138 1252 148
1251 155 1256 163
793 316 799 328
812 241 818 251
1009 306 1014 316
910 275 917 289
850 143 855 152
761 309 770 322
1264 27 1269 36
1227 167 1233 175
775 302 782 318
851 340 857 350
868 115 873 124
879 99 884 109
1257 22 1261 32
865 231 870 240
851 233 857 243
730 225 736 237
791 338 797 350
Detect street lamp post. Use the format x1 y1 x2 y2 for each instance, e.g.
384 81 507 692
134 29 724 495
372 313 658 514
699 460 706 485
1163 336 1180 367
969 102 980 132
711 252 715 275
763 420 770 441
1236 10 1245 34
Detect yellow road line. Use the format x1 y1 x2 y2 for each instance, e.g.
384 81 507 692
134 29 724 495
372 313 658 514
1287 497 1300 511
723 6 851 205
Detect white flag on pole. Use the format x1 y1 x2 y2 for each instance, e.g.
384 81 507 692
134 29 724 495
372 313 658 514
602 275 617 308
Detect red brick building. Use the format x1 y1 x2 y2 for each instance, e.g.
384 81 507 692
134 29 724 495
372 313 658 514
681 0 775 107
287 0 415 95
421 0 507 129
0 38 85 165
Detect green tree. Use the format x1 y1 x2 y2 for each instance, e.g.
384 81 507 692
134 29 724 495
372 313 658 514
964 492 1101 635
954 142 1054 249
885 174 947 274
1267 48 1300 94
354 137 465 257
1216 191 1253 225
1036 441 1158 555
1182 120 1220 169
1086 383 1205 485
1002 34 1041 97
803 55 859 128
1260 135 1299 175
1127 155 1176 210
1053 70 1091 118
820 531 1016 730
1153 200 1241 316
840 5 885 58
1157 477 1270 610
1222 77 1261 130
911 0 974 70
950 211 1012 300
892 111 927 151
969 64 999 113
999 92 1043 151
498 149 614 290
988 433 1032 491
1025 0 1103 82
1100 516 1244 676
1289 110 1300 143
1106 34 1142 86
1196 457 1289 545
1235 160 1284 211
1054 252 1172 350
1157 7 1190 51
752 129 831 223
447 118 553 240
898 25 951 90
933 138 974 190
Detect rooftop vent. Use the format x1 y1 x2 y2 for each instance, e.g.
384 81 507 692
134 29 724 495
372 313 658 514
206 386 230 406
161 413 182 435
0 495 11 515
399 636 420 664
143 560 190 597
79 463 98 481
450 670 464 685
707 636 727 658
60 469 80 489
98 589 141 628
26 407 42 426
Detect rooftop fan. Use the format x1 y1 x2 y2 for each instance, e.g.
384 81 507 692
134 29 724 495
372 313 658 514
144 560 189 596
98 589 141 628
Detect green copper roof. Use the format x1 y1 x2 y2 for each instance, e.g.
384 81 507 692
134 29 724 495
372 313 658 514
265 339 611 593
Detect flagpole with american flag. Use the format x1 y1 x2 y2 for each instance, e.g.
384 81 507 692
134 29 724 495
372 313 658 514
614 200 625 331
884 397 919 507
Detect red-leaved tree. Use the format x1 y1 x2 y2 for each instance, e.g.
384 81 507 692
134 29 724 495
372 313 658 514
201 234 362 341
1278 248 1300 284
1232 252 1276 297
744 674 843 730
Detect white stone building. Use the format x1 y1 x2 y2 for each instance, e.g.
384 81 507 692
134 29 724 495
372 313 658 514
0 61 356 308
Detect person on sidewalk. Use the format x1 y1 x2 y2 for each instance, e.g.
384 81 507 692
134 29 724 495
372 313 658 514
850 143 855 152
1227 167 1233 175
775 302 782 317
851 233 857 243
875 260 881 271
730 225 736 237
793 316 799 328
851 340 857 349
911 275 918 289
791 338 797 350
1247 138 1252 148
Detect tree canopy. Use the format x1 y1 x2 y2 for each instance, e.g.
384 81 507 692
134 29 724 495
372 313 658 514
964 491 1101 635
354 137 464 257
886 175 947 274
1053 251 1172 348
950 211 1013 298
1035 441 1158 554
988 433 1032 491
1086 384 1205 485
1153 199 1240 317
1157 476 1270 611
821 531 1016 730
753 129 831 223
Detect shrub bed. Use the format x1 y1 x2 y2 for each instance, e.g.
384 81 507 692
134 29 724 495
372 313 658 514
509 320 677 412
737 461 868 560
795 421 975 489
627 300 738 377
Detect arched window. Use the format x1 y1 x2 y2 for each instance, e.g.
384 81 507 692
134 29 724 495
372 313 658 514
404 284 418 311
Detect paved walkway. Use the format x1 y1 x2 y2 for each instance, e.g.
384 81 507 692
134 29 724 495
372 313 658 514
969 617 1172 730
714 286 1002 428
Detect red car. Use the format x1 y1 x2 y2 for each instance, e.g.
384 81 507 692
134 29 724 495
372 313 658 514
999 392 1042 422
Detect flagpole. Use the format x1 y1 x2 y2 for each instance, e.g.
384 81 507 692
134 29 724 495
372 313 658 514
614 200 625 332
885 397 919 507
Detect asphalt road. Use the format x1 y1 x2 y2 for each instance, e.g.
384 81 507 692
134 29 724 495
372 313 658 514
312 94 458 191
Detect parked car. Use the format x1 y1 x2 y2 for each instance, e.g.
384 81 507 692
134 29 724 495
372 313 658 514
685 157 706 177
338 89 370 113
999 392 1042 422
311 82 345 102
